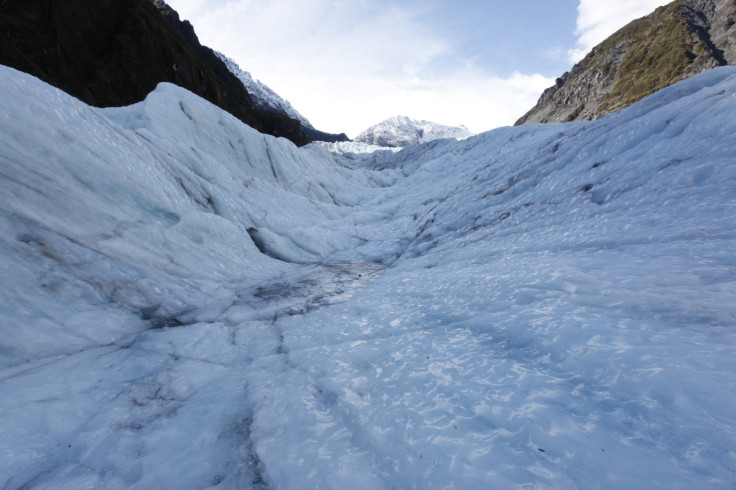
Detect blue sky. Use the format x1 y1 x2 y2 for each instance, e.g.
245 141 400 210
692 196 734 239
165 0 668 137
407 0 579 75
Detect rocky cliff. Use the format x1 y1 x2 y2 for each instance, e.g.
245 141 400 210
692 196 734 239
516 0 736 125
0 0 342 146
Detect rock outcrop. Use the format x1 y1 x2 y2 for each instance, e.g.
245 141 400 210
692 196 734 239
0 0 322 145
516 0 736 125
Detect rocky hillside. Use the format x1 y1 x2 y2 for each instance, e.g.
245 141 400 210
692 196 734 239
355 116 474 148
217 53 313 129
216 53 349 143
0 0 344 146
516 0 736 125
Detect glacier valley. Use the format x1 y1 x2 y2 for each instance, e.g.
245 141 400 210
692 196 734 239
1 64 735 489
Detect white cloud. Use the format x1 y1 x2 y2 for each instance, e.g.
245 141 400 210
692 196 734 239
569 0 670 63
164 0 553 137
292 69 553 137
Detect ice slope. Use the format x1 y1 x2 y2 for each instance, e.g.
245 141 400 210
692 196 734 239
355 115 474 147
1 63 736 489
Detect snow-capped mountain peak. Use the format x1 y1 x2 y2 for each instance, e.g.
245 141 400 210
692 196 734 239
355 115 474 147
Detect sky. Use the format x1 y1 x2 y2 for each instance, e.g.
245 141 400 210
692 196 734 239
165 0 670 137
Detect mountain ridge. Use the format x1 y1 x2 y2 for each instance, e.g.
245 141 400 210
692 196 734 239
516 0 736 125
215 53 350 144
355 115 474 148
216 53 314 129
0 0 347 146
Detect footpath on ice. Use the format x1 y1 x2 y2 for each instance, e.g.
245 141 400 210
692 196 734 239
1 64 736 488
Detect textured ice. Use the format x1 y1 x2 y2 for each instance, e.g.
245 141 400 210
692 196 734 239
315 140 401 156
312 141 401 167
1 64 736 489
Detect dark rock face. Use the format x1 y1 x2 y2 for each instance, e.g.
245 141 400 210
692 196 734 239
0 0 311 146
302 126 350 143
516 0 736 125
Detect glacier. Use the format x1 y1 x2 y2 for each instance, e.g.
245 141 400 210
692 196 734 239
1 63 735 489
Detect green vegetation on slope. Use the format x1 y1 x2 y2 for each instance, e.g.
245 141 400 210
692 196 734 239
583 1 710 116
516 0 735 125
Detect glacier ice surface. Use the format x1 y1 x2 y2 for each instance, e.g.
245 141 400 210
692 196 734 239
1 64 736 488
